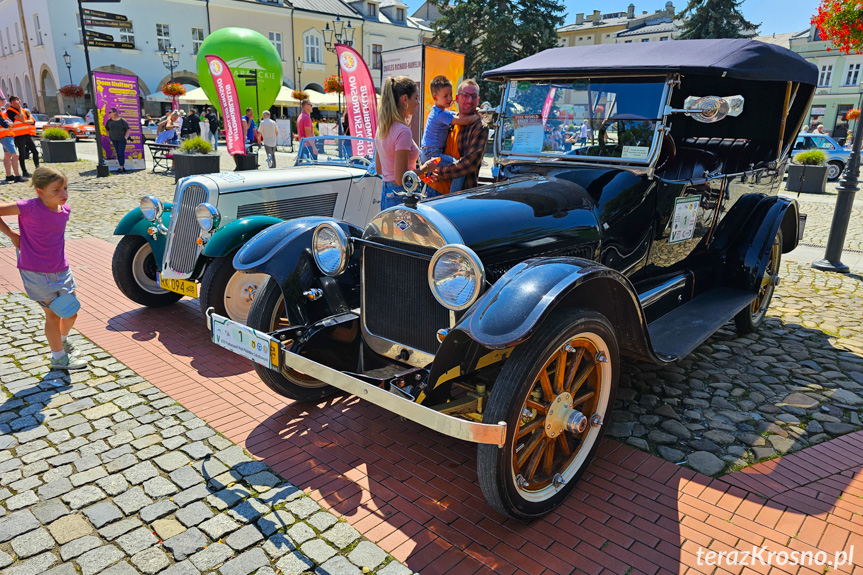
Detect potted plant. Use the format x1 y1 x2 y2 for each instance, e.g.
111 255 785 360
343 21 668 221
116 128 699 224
40 127 77 163
173 137 220 182
786 149 829 193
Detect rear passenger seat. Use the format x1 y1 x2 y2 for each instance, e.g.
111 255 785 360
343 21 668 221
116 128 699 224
680 138 776 174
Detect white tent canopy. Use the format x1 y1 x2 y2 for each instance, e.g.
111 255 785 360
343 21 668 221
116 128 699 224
145 84 198 103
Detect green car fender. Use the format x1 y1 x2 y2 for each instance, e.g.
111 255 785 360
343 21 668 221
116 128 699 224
113 203 173 267
201 216 283 259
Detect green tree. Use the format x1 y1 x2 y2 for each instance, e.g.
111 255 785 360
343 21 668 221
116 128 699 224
677 0 760 39
430 0 566 101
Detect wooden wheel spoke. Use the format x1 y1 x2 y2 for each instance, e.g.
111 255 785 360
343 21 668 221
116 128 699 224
516 430 545 468
542 436 556 476
538 369 554 402
517 417 545 439
525 399 548 414
556 433 571 457
524 437 547 481
553 351 567 394
568 362 596 396
572 390 596 407
562 348 584 393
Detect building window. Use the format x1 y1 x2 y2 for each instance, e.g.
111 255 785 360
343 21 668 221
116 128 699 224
844 62 860 86
835 104 853 139
660 36 669 41
578 36 583 40
156 23 171 52
372 43 382 69
192 27 204 54
624 40 632 43
819 64 833 87
587 36 591 40
120 22 135 47
396 8 405 20
368 3 377 17
304 32 322 63
33 14 43 46
14 23 21 51
269 31 282 60
606 34 610 37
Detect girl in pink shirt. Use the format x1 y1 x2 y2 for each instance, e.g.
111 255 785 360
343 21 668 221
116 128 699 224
0 167 87 371
375 76 437 209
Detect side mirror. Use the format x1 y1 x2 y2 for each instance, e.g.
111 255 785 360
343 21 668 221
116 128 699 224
402 170 420 193
683 95 744 123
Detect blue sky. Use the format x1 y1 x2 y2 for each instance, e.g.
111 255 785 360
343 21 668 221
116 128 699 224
405 0 820 36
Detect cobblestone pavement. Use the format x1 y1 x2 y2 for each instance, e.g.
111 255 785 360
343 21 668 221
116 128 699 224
0 292 411 575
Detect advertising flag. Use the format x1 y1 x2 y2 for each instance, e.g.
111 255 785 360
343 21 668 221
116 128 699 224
205 55 245 156
542 87 557 127
92 71 145 171
336 43 377 158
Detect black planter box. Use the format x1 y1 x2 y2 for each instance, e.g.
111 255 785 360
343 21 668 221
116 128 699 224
234 152 259 171
785 164 829 194
41 139 77 163
173 153 221 182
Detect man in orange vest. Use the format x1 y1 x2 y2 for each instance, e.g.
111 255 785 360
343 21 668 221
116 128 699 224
6 96 38 178
0 103 22 183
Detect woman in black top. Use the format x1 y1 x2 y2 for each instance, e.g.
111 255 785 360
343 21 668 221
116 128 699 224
104 108 131 172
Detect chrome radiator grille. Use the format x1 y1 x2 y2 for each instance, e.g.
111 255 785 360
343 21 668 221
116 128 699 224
363 239 449 355
237 193 338 220
162 184 208 277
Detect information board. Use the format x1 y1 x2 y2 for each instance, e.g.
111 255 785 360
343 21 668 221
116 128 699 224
92 72 145 171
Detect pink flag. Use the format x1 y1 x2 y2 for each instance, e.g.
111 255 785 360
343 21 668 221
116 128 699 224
336 43 377 158
542 87 557 128
205 55 244 156
0 85 5 102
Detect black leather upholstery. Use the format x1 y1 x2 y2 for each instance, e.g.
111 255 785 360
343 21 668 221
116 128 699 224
658 147 722 182
681 137 776 174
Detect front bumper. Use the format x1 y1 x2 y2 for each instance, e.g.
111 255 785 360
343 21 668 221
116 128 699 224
208 311 507 447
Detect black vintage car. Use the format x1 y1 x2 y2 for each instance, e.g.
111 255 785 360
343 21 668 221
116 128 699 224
210 39 817 519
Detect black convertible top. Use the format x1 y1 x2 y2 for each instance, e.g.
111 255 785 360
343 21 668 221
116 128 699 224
483 39 817 85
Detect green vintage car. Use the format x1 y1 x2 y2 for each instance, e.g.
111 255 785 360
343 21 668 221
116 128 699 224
111 136 379 322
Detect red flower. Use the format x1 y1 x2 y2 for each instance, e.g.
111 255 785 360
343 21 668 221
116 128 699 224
292 89 308 101
59 84 83 98
161 82 186 97
813 0 863 54
324 74 343 94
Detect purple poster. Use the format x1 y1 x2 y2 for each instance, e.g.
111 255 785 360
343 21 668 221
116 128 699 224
93 72 145 171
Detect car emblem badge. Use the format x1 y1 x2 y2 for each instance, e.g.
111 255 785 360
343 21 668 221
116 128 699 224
396 219 410 231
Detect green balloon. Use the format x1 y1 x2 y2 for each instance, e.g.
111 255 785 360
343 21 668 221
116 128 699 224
196 27 282 120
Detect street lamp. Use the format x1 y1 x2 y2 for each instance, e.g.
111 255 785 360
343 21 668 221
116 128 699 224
812 80 863 273
160 45 179 83
62 50 78 115
295 57 303 91
321 17 354 134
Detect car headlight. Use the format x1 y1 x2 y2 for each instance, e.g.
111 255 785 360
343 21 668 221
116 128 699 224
428 244 485 311
195 203 220 232
312 222 350 277
140 195 163 222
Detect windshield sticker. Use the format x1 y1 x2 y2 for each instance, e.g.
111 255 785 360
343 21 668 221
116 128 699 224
502 138 513 151
517 81 532 91
669 196 700 244
510 114 544 154
572 80 589 91
622 145 650 160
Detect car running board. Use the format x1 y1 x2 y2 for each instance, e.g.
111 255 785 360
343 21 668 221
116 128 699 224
647 287 756 361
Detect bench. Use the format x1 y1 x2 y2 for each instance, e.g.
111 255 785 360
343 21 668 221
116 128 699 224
146 142 178 173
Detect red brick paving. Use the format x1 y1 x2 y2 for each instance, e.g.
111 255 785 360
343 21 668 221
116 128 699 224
1 236 862 574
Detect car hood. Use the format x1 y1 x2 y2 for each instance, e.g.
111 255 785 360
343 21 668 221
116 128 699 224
194 165 370 197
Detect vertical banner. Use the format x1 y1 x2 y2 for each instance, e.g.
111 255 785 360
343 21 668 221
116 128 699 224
382 45 423 145
205 55 244 156
92 72 145 171
336 43 377 158
542 87 557 127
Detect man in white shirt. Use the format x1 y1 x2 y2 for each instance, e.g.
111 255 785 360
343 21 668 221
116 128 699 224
259 110 279 168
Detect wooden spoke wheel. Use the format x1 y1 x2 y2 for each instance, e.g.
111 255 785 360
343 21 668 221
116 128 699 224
735 229 782 334
478 309 619 519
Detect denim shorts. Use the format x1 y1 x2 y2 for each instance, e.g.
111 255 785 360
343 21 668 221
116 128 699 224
381 181 407 210
0 136 15 155
20 269 77 308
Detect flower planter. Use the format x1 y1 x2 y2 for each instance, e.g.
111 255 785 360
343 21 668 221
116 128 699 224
234 152 259 172
173 152 221 182
785 163 829 194
40 139 77 163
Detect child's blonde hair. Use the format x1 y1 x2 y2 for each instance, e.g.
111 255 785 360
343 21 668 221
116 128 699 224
29 166 67 191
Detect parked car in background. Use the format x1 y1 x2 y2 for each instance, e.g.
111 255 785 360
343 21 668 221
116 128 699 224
794 133 862 181
111 136 380 324
211 39 815 519
141 119 158 140
33 114 50 136
45 115 96 140
85 109 94 125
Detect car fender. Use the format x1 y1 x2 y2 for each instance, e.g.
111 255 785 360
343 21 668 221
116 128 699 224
233 217 362 305
201 215 283 258
113 205 173 267
719 195 798 293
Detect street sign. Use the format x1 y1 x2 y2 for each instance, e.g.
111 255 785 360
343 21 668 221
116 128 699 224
85 30 114 42
84 18 132 30
82 8 127 21
86 39 135 49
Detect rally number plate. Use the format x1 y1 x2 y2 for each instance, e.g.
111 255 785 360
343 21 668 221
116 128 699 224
210 312 280 370
158 274 199 298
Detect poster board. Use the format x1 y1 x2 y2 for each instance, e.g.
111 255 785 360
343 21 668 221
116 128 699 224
421 46 465 134
92 72 145 171
382 45 423 145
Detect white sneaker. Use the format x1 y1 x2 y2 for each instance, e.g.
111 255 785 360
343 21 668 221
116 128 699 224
49 353 88 371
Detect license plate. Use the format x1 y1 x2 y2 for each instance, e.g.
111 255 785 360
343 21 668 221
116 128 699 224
158 274 198 298
210 312 280 370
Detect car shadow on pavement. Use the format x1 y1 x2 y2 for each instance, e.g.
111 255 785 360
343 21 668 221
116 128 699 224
105 300 251 378
240 318 863 574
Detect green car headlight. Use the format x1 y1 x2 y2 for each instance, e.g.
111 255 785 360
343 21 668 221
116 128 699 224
428 244 485 311
140 195 163 222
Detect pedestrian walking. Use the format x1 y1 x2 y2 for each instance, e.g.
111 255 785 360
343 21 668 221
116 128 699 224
5 96 39 177
0 167 88 370
0 104 22 183
182 108 201 140
104 108 131 172
259 110 278 168
205 107 219 150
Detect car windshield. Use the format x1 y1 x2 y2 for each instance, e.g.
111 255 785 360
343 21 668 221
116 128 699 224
499 77 666 162
63 117 84 125
295 136 376 170
34 114 49 122
812 137 836 150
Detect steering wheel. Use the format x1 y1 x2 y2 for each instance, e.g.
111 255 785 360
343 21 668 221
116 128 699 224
349 155 371 168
